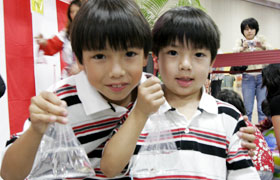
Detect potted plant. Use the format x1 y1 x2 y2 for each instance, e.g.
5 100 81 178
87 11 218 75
136 0 204 28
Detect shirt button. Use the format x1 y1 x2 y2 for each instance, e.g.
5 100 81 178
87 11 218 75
185 128 189 134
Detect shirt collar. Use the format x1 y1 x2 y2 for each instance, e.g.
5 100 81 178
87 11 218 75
75 71 111 115
198 87 218 114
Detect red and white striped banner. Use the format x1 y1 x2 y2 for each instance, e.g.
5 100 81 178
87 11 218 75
0 0 69 149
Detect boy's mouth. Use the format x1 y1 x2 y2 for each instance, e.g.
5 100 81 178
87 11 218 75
175 77 193 87
107 83 128 92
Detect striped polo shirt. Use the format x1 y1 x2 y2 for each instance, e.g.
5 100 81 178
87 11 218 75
4 71 142 180
128 89 260 180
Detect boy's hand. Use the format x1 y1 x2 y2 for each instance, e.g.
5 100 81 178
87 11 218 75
29 91 68 135
238 116 256 157
135 75 165 117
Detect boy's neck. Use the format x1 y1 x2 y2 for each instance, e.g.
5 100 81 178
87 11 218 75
163 86 202 120
164 85 201 106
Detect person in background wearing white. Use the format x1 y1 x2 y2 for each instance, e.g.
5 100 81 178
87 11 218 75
233 17 272 123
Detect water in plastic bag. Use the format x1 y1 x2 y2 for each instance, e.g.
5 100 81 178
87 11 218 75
27 123 95 179
130 112 179 178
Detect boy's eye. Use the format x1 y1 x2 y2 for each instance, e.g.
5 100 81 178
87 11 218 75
126 51 137 57
167 50 178 56
195 52 205 58
93 54 105 60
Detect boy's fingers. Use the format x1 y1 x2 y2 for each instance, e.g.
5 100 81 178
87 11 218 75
40 91 64 106
239 126 256 142
30 95 67 117
143 76 161 86
248 149 255 157
243 115 249 122
30 113 56 124
238 131 256 143
30 104 68 124
241 139 256 150
152 90 165 101
146 82 162 94
153 96 165 106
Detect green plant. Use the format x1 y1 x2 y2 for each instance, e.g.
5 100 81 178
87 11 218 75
136 0 204 27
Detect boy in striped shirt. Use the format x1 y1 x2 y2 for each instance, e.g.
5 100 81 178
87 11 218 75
101 6 260 180
0 0 162 179
1 2 256 180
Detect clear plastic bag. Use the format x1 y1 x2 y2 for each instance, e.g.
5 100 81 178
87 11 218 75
27 123 95 179
130 113 179 179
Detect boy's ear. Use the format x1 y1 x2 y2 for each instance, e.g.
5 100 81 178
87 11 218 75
152 53 159 70
77 60 84 71
143 56 148 67
209 58 216 73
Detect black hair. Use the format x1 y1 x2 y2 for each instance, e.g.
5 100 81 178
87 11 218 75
261 99 271 116
216 89 246 115
71 0 152 64
67 0 82 22
152 6 220 62
240 17 259 36
262 63 280 102
66 0 82 37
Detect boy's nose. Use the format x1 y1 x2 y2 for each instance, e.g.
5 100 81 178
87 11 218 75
109 63 125 78
179 57 191 71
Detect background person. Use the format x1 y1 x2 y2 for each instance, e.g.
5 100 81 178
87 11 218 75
233 17 272 123
35 0 82 79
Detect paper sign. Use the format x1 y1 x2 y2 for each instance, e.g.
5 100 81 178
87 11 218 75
31 0 44 15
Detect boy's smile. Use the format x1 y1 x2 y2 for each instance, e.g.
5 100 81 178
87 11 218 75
106 83 129 92
78 45 146 106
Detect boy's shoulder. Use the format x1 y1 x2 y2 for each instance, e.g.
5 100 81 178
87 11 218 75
215 98 242 121
50 74 78 99
199 91 242 121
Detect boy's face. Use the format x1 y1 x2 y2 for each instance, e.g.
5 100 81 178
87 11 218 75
78 44 147 106
157 40 213 100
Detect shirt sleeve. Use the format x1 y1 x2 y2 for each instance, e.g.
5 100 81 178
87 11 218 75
226 118 261 180
257 35 273 50
39 30 66 55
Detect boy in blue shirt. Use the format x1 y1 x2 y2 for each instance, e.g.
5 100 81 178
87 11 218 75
101 6 260 179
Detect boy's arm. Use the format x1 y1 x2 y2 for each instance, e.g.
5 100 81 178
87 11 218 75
100 76 165 178
0 91 68 180
227 118 260 180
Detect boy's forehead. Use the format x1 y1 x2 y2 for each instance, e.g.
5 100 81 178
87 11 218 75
83 40 145 51
167 38 208 50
